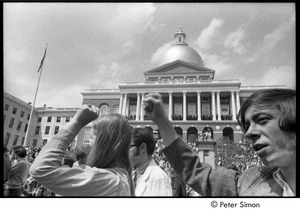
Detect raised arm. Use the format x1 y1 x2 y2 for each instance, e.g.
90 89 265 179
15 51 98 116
143 93 179 147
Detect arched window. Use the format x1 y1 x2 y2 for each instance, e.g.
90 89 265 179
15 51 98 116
202 127 214 140
99 105 110 116
113 105 119 114
223 127 234 142
174 127 183 138
187 127 198 143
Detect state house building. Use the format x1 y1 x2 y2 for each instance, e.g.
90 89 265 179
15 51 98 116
76 28 285 153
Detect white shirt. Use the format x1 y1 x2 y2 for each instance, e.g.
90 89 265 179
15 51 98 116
135 158 172 196
273 169 295 196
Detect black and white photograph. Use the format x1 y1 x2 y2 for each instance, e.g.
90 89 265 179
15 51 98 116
3 2 297 210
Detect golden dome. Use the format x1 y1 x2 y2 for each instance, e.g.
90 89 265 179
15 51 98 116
157 27 204 67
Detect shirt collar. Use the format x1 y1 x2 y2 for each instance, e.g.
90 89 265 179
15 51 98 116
273 169 295 196
135 158 152 176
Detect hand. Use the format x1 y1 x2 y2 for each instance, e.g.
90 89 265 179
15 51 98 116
73 104 100 128
143 93 167 123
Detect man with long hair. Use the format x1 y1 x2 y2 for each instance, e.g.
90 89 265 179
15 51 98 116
143 89 296 196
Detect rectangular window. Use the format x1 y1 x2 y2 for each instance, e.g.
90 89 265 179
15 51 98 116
12 107 17 114
202 103 211 115
47 116 52 122
27 114 30 120
43 139 47 146
83 129 91 144
35 126 40 135
56 117 61 122
9 118 14 128
5 132 11 146
32 139 37 147
20 110 25 117
24 124 28 133
54 126 60 134
65 117 70 122
17 121 22 131
13 135 19 146
4 103 9 111
38 117 42 123
45 126 50 135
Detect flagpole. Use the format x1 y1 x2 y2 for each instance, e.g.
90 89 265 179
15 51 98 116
24 44 48 147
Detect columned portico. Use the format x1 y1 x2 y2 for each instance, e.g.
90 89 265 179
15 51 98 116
119 90 241 122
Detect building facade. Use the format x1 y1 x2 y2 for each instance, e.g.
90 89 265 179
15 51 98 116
4 92 37 148
78 28 285 167
4 92 78 149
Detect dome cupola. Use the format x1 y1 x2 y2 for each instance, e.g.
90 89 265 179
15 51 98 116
157 26 204 67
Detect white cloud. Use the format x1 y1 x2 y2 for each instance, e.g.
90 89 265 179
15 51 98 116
247 14 295 63
240 65 295 89
150 42 172 64
224 28 246 54
202 53 232 75
258 65 295 89
37 85 86 108
112 3 157 37
194 18 224 52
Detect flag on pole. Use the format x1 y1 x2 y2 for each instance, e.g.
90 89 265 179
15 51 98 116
37 44 48 73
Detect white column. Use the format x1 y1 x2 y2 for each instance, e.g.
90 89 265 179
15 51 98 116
168 92 173 121
212 91 216 121
231 91 236 120
236 91 240 115
140 93 144 121
136 93 140 121
183 92 187 121
122 93 127 115
197 91 201 121
216 91 221 121
126 96 130 116
119 93 123 114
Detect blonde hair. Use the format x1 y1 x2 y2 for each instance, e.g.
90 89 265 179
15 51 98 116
86 114 135 196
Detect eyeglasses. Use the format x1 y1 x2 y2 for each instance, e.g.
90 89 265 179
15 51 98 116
130 144 140 148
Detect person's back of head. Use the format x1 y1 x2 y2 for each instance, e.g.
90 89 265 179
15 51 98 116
131 128 155 156
86 113 132 169
237 88 296 134
86 113 134 195
62 155 75 167
12 145 27 158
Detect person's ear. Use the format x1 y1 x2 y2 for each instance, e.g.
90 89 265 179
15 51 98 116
140 143 147 154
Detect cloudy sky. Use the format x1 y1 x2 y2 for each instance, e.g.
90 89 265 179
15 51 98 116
4 3 295 108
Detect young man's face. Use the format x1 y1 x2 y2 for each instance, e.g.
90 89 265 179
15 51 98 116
244 107 296 168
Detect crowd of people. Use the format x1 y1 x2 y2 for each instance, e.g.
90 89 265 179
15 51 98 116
3 88 296 197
